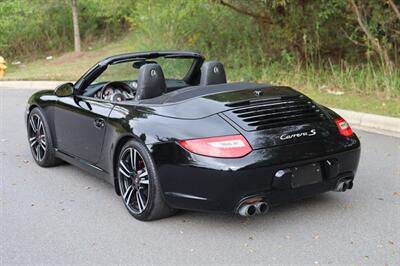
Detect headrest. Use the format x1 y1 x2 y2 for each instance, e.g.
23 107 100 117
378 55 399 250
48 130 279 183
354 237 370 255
135 63 166 100
199 61 227 86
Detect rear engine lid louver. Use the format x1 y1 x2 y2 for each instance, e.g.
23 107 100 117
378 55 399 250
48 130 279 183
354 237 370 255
223 96 325 131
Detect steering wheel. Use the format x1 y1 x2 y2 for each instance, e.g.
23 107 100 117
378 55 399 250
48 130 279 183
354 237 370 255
99 81 134 102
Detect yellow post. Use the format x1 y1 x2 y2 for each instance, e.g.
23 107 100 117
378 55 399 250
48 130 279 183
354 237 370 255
0 56 7 78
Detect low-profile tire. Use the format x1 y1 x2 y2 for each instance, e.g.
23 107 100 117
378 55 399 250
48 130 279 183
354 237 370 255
117 139 176 221
27 107 62 167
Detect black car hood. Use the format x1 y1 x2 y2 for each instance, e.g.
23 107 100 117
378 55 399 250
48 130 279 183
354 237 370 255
136 83 302 119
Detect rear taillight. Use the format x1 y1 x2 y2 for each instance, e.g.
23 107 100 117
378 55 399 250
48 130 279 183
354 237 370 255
335 118 353 137
178 135 252 158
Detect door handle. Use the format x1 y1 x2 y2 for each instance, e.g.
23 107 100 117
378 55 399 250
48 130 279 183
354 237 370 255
94 118 105 128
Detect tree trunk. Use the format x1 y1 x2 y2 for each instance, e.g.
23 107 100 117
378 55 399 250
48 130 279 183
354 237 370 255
71 0 81 53
387 0 400 21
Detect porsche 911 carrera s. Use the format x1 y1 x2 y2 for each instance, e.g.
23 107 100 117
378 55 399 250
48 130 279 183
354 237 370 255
25 51 361 220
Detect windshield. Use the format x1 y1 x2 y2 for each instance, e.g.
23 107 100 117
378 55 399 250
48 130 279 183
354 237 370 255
92 57 195 84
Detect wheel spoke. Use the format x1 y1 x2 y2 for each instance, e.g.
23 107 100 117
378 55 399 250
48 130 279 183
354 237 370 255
139 179 149 185
29 117 37 132
139 169 149 185
36 145 40 161
30 139 38 147
35 117 41 133
119 160 132 174
136 190 145 211
129 148 136 171
40 142 46 151
138 169 148 177
123 185 132 198
38 121 43 133
40 138 46 146
29 136 36 142
119 167 130 178
123 185 134 204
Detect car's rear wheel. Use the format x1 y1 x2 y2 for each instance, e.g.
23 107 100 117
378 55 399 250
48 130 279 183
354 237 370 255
118 139 176 221
27 108 61 167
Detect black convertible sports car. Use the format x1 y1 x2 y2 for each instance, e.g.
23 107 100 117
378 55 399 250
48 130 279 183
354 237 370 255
25 51 360 220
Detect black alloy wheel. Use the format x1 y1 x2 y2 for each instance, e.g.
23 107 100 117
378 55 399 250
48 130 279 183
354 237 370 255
118 140 176 220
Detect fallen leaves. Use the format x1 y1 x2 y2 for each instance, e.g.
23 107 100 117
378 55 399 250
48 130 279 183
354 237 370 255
343 203 353 209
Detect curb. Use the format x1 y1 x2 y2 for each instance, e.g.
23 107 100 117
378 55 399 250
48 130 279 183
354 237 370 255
1 81 399 137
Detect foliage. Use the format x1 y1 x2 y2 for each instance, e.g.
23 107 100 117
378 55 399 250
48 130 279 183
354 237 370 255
0 0 135 58
1 0 399 100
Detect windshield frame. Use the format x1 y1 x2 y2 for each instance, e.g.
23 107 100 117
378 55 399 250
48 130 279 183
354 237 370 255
74 51 204 95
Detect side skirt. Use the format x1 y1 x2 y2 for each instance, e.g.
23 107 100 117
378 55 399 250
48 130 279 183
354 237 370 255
55 149 113 184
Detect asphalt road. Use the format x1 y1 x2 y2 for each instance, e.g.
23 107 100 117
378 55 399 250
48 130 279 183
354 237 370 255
1 88 399 265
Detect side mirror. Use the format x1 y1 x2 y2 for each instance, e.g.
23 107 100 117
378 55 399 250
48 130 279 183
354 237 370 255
55 82 74 97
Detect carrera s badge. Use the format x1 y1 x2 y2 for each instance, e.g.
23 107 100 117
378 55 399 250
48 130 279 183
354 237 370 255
280 129 317 140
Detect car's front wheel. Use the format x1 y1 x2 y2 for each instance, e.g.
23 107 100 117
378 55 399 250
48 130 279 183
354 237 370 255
27 108 61 167
118 139 176 221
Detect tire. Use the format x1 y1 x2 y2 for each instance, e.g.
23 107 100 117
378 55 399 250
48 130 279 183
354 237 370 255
117 139 176 221
27 108 62 167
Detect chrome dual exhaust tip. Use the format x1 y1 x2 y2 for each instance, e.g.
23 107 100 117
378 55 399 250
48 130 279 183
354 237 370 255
254 202 269 215
335 179 354 192
238 201 269 217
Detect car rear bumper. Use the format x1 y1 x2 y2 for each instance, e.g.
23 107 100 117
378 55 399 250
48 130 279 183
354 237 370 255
151 141 361 213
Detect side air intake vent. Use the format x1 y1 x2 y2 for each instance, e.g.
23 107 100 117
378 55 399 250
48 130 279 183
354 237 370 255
223 96 325 131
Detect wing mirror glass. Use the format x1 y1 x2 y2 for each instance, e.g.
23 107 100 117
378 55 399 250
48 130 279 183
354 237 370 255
55 82 74 97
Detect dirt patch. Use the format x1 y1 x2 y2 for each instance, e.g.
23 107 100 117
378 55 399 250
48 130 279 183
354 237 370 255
49 51 107 65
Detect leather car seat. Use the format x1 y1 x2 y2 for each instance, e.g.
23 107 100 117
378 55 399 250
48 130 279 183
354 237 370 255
135 63 166 100
199 61 227 86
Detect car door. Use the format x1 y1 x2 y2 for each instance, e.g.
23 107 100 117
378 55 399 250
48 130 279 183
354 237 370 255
53 95 113 165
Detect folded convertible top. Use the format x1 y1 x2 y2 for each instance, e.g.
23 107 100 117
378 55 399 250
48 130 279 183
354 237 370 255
140 82 271 104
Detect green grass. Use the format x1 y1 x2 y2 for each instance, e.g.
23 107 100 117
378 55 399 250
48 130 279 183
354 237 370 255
299 88 400 117
3 33 400 117
4 34 139 81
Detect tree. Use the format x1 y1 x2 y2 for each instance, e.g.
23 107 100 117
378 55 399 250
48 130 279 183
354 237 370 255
387 0 400 21
348 0 398 72
71 0 81 52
